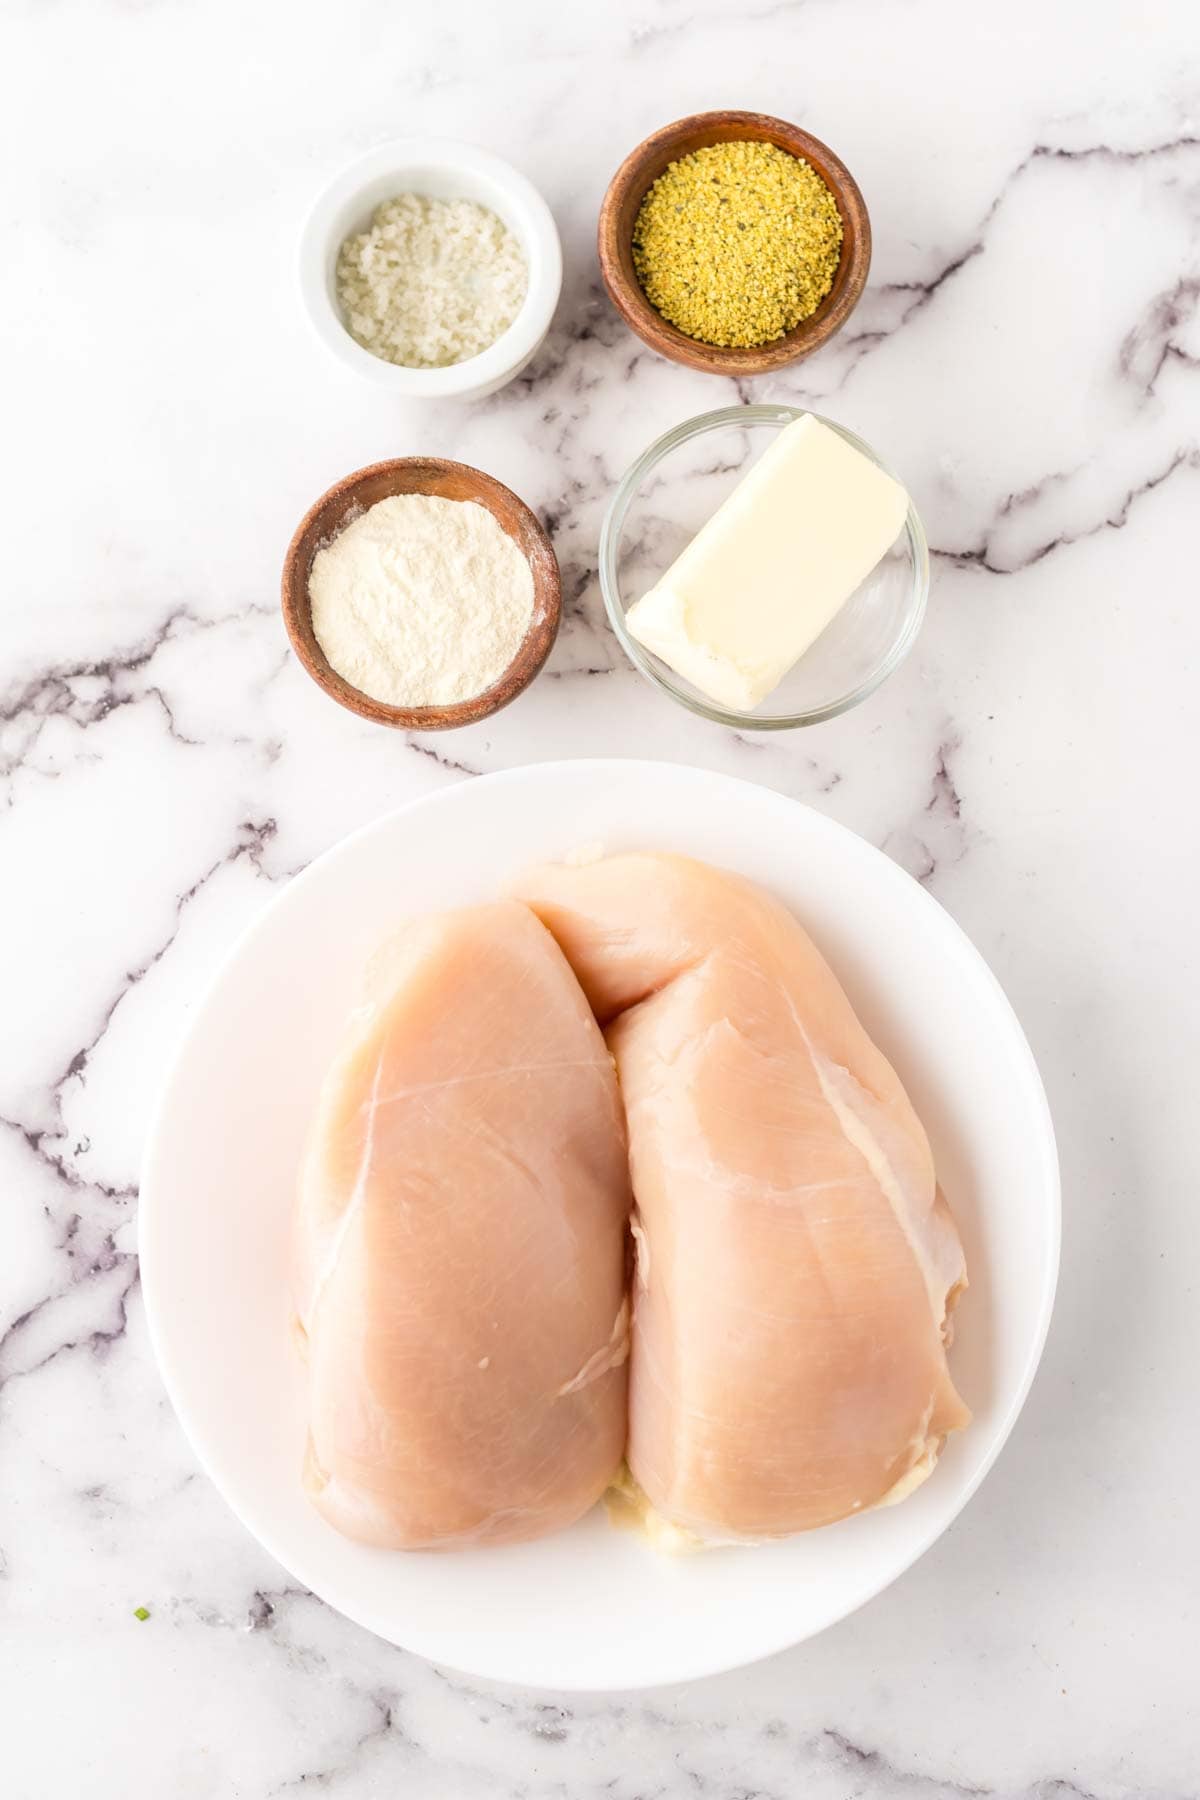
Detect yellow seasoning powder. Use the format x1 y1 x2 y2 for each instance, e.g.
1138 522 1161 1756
632 139 844 349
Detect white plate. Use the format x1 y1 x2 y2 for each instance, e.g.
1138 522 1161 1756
140 760 1059 1691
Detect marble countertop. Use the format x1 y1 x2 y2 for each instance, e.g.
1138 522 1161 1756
3 1 1199 1794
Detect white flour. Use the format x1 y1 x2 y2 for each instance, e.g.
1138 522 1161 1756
309 495 535 708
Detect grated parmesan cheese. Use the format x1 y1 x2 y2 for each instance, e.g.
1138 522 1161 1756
336 193 528 369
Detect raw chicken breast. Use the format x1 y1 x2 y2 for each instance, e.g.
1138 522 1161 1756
514 854 969 1542
292 901 631 1550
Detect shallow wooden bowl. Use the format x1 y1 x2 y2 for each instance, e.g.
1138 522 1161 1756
598 110 871 377
281 458 561 731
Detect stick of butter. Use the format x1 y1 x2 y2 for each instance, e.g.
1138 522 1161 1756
625 415 909 712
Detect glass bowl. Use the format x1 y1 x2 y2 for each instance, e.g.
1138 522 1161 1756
599 404 929 729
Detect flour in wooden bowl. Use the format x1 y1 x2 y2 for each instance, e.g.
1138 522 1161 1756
309 495 535 708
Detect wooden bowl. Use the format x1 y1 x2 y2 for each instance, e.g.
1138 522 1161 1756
281 458 561 731
598 111 871 377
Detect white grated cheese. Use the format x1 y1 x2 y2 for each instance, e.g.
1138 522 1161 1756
336 193 528 369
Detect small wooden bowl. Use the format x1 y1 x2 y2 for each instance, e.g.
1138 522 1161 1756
281 458 561 731
598 110 871 377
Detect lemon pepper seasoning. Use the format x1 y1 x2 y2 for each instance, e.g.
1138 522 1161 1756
632 140 844 349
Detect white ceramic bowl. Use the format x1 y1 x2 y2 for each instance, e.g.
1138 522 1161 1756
140 760 1060 1692
299 138 563 401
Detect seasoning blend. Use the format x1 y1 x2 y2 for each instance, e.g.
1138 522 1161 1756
632 140 843 348
337 195 528 369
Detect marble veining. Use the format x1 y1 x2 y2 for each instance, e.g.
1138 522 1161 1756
3 0 1200 1795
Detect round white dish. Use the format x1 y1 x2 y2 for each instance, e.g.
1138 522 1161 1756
299 138 562 400
140 760 1059 1692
